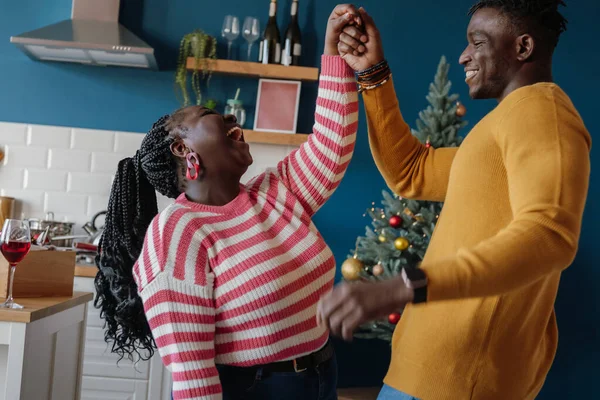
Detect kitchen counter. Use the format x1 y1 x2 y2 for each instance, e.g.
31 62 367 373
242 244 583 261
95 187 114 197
0 291 93 399
0 291 92 323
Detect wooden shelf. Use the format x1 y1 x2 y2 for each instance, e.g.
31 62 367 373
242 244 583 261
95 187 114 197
186 58 319 81
244 130 309 146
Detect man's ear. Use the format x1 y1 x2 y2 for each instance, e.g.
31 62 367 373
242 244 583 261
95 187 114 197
516 33 535 61
170 140 187 157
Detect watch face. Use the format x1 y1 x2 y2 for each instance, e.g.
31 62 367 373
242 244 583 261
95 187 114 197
402 267 428 289
404 267 426 281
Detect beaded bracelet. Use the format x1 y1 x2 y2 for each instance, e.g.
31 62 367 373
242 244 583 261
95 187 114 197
356 60 392 92
356 60 388 78
358 75 392 93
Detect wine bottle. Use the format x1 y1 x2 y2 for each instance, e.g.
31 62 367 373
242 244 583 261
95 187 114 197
259 0 281 64
281 0 301 66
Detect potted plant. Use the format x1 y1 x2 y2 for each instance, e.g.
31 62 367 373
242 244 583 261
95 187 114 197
175 30 217 106
204 99 217 110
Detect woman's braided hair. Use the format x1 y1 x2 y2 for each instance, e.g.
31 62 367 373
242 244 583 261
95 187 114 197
94 113 189 361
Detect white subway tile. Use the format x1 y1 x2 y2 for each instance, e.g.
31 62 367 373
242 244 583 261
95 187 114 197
68 172 113 195
0 122 27 145
88 196 109 216
39 212 87 227
249 143 288 168
0 167 25 190
48 148 91 171
0 189 45 219
24 169 68 191
114 132 144 154
71 128 115 152
4 145 48 169
157 192 175 212
241 143 288 183
285 145 299 155
45 192 88 215
91 152 129 173
28 125 72 148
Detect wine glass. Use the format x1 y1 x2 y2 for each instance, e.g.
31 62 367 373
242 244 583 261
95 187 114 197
0 219 31 309
242 17 261 61
222 15 240 59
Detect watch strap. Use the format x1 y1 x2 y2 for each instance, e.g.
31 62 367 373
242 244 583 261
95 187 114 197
412 285 427 304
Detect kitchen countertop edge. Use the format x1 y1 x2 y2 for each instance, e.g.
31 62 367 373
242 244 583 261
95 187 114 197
0 291 94 323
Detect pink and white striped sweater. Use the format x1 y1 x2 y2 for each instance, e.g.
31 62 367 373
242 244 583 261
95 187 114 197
133 56 358 400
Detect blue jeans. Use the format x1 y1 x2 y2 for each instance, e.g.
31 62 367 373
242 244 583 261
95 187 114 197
377 384 420 400
172 352 338 400
217 352 338 400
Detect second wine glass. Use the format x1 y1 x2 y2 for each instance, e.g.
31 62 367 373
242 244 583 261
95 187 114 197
222 15 240 59
242 17 261 61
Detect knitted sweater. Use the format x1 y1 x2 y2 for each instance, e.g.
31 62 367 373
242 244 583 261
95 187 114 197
133 56 358 400
365 79 591 399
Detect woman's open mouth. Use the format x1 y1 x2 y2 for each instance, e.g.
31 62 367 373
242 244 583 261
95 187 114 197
226 126 244 142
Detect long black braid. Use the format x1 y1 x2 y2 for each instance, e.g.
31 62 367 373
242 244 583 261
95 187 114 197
94 114 184 361
469 0 568 49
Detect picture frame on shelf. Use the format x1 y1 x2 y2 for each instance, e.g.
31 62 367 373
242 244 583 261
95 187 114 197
253 79 302 134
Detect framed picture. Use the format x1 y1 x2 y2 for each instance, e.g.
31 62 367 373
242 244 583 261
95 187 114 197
254 79 302 134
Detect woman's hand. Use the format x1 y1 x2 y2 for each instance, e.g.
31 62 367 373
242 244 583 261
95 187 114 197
338 7 385 72
324 4 363 56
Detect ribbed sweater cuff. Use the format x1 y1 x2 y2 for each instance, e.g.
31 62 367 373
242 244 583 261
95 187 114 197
321 55 354 78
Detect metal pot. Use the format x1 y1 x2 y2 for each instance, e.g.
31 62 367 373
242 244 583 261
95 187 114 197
29 212 75 247
82 211 106 247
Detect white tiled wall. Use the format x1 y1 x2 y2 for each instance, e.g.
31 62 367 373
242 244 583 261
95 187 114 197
0 121 296 234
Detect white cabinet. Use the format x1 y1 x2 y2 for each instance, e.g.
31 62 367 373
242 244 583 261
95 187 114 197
74 277 172 400
0 293 92 400
80 376 148 400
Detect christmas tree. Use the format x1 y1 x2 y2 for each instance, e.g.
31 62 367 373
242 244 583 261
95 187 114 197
341 55 468 341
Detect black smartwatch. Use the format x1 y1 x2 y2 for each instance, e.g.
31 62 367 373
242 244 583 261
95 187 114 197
401 267 428 304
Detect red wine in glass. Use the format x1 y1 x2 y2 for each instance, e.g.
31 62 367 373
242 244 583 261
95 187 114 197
1 219 31 309
1 241 31 264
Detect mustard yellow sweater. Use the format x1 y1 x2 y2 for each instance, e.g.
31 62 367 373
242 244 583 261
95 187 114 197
364 79 591 400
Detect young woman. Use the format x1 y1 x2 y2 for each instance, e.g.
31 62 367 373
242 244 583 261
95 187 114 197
94 8 360 400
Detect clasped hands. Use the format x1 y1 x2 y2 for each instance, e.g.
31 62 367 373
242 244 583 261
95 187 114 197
324 4 385 72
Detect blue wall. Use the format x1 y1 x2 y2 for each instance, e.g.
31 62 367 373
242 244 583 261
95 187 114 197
1 0 598 397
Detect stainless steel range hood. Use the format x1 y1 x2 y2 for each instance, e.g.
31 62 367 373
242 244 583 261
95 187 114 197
10 0 157 69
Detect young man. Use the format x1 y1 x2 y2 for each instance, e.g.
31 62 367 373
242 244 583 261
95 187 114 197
317 2 591 399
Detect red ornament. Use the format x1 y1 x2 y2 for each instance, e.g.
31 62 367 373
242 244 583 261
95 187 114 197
425 141 431 149
456 102 467 117
388 312 401 325
389 215 402 229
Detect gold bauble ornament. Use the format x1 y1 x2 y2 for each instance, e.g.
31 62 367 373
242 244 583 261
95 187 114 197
372 264 384 276
394 237 410 251
378 235 387 243
341 257 364 281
